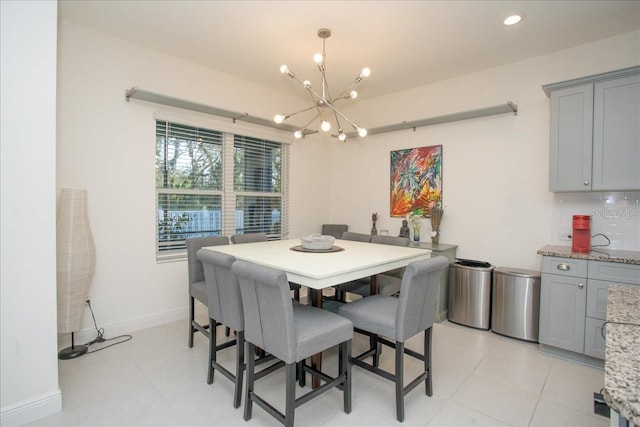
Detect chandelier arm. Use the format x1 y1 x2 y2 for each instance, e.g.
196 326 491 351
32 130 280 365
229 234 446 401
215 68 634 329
332 109 343 131
283 104 318 119
334 77 364 100
299 112 320 134
320 70 335 103
304 84 360 130
303 87 326 124
323 101 360 130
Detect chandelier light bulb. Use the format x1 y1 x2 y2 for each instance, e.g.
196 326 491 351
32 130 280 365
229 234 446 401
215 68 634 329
274 114 285 124
321 120 331 132
280 65 289 74
338 133 347 142
358 128 368 137
303 80 311 87
294 130 303 139
350 90 358 99
313 53 323 64
361 67 371 78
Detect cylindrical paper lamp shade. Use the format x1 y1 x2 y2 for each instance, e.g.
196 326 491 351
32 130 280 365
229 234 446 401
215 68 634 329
57 189 96 334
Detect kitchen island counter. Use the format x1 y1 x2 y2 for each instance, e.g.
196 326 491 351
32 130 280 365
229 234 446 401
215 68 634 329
603 285 640 425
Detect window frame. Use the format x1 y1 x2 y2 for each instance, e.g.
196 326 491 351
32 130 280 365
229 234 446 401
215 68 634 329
155 114 290 261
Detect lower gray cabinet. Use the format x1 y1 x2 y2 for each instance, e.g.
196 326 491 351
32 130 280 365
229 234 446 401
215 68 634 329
584 317 607 359
539 273 586 353
540 256 640 360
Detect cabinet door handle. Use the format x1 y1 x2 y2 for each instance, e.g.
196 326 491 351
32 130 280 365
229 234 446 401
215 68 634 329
578 283 584 289
583 181 589 186
557 263 570 271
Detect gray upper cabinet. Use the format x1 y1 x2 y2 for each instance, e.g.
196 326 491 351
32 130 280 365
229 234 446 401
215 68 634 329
592 75 640 191
544 66 640 192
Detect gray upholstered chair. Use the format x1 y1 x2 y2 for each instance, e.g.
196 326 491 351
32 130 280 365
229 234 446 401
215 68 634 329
232 260 353 427
331 231 373 301
341 231 371 242
186 235 229 348
230 232 268 244
321 224 348 239
196 249 246 407
338 235 411 299
231 232 301 301
338 256 449 422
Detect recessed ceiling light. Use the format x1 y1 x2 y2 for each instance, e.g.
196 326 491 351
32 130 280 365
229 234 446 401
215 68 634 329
504 14 523 26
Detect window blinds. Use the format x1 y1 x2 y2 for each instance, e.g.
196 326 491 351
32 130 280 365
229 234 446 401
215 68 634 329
156 121 288 259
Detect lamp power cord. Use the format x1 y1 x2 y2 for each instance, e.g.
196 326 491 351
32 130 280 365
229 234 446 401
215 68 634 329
83 299 132 353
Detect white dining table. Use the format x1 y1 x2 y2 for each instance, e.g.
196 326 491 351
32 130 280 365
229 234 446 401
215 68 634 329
202 238 432 289
202 237 432 388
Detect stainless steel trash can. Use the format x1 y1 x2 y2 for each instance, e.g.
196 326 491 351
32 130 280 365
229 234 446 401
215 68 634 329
448 259 494 330
491 267 541 342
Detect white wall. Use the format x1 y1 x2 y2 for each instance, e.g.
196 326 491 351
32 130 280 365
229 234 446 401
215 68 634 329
0 1 61 425
56 21 639 347
57 20 332 340
329 30 640 269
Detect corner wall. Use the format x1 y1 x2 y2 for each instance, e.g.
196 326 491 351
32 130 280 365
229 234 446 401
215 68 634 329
1 1 61 424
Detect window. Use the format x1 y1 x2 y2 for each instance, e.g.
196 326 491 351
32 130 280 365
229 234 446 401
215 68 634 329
155 120 288 259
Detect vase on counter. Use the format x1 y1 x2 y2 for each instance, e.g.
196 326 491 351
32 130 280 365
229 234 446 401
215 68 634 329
412 225 421 242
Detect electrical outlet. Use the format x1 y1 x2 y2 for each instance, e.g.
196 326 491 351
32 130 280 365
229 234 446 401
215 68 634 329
558 230 572 241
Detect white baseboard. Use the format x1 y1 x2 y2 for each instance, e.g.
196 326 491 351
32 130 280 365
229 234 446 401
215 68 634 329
0 390 62 426
57 307 187 350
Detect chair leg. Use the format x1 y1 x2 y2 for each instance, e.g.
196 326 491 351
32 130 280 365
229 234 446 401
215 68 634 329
244 342 255 421
285 363 296 427
233 331 245 408
297 359 305 387
341 340 352 413
188 296 195 348
395 341 405 422
424 327 433 396
371 334 380 367
207 318 217 385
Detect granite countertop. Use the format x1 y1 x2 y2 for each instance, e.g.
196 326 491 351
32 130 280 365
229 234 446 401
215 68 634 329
602 285 640 425
537 245 640 265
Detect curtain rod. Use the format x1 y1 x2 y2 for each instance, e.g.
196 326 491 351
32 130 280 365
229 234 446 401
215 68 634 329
126 87 517 139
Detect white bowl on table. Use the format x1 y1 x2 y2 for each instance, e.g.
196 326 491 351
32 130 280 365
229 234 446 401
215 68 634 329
300 234 335 250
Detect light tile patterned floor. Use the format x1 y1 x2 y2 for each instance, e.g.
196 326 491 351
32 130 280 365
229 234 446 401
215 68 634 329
29 318 609 426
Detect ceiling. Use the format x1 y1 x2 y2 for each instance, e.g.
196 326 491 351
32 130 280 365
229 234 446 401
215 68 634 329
59 0 640 102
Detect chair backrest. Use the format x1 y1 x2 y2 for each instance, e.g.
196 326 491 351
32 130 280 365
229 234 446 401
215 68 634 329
232 260 296 364
230 232 268 244
396 256 449 341
186 236 230 286
341 231 371 243
322 224 348 239
197 249 244 331
371 235 410 247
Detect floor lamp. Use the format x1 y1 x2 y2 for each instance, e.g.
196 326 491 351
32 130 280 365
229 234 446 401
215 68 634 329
57 189 96 359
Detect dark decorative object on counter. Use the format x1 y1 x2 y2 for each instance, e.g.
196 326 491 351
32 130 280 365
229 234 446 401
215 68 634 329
430 206 443 244
399 219 409 238
371 212 378 235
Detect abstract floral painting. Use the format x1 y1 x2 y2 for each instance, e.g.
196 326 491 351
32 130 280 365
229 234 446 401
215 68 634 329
390 145 442 217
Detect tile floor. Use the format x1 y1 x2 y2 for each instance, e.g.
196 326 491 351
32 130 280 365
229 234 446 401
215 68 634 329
30 316 609 426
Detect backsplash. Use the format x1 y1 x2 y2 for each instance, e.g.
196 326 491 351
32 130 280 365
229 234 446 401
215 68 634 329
552 191 640 251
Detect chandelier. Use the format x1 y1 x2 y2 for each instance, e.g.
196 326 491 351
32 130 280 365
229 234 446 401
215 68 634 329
274 28 370 141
